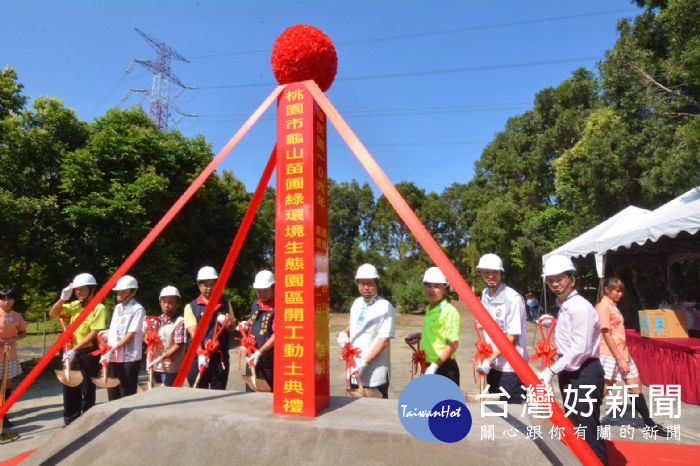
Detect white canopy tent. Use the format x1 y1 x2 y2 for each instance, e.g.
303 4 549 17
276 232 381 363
542 205 651 278
543 186 700 278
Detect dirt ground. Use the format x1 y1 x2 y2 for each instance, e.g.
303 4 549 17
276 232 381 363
1 304 698 461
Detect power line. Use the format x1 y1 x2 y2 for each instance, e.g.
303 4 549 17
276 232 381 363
196 56 600 90
188 8 636 61
195 103 530 121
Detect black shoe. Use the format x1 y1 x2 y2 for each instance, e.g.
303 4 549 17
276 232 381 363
2 416 12 429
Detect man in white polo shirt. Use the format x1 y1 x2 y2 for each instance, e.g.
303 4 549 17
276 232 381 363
105 275 146 400
476 253 528 403
337 264 396 398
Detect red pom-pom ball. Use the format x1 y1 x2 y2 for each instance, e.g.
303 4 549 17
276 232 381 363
271 25 338 92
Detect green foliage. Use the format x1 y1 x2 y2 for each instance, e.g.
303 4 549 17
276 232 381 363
2 1 699 318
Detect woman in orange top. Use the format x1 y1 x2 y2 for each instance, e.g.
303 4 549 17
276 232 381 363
0 288 27 428
596 278 666 435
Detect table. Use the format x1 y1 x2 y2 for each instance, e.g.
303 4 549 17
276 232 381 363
625 329 700 405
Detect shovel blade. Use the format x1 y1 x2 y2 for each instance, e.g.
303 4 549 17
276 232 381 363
241 375 271 392
55 369 84 387
138 383 163 392
345 387 383 398
92 376 120 388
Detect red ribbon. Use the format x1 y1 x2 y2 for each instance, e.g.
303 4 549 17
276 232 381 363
341 342 362 386
530 315 557 370
235 323 257 369
143 316 163 365
472 321 494 383
404 335 427 379
90 333 112 357
58 317 73 353
198 315 230 371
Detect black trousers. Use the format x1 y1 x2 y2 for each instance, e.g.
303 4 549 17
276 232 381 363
187 352 229 390
435 359 460 386
107 361 141 400
558 358 608 466
63 349 100 425
487 369 525 404
245 364 274 392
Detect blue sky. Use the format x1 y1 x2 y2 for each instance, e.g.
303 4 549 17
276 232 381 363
1 0 641 195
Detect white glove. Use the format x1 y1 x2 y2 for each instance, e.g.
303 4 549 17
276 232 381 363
198 354 208 369
147 356 162 370
247 350 261 367
217 314 227 325
238 321 249 332
60 284 73 301
476 359 491 375
100 352 111 364
425 362 439 375
538 367 555 386
352 358 366 376
63 349 76 363
336 331 349 347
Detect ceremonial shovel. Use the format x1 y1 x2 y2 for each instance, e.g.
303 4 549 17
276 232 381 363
91 335 120 389
54 318 83 387
0 345 19 444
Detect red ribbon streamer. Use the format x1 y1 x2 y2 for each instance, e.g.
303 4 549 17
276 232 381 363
236 324 258 370
143 316 163 364
58 318 73 353
341 342 362 386
90 333 112 357
472 321 494 383
197 315 231 372
530 316 557 370
404 335 427 379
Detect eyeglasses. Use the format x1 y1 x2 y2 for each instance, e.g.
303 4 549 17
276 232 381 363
545 274 571 286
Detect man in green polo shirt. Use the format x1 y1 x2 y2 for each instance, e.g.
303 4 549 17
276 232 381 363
419 266 460 385
49 273 108 425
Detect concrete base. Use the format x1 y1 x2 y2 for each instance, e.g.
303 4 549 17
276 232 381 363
26 389 576 465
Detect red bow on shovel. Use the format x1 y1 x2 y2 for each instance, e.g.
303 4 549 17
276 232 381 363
341 341 379 398
194 315 230 388
472 321 494 384
530 315 557 371
236 324 257 370
404 334 427 379
143 316 163 390
54 317 83 388
90 333 119 388
236 322 271 392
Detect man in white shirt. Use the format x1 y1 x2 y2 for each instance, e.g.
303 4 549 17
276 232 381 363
538 255 607 465
105 275 146 400
337 264 395 398
476 253 528 403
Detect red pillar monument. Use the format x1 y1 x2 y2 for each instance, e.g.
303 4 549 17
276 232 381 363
273 82 330 416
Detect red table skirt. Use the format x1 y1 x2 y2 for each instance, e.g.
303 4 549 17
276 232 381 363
625 329 700 405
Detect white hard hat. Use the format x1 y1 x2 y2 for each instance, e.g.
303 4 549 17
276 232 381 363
477 253 504 272
197 266 218 282
72 273 97 288
542 255 576 277
253 270 275 289
159 286 181 299
355 263 379 280
422 267 447 284
113 275 138 291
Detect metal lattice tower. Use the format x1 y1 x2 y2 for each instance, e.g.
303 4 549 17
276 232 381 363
124 28 194 131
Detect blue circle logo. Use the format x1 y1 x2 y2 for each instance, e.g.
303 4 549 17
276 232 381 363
397 375 472 442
